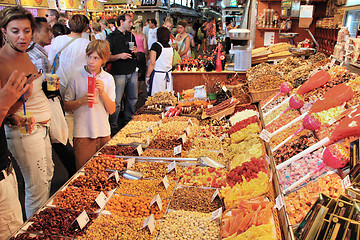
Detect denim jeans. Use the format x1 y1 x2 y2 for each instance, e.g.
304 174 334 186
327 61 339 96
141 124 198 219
109 71 138 131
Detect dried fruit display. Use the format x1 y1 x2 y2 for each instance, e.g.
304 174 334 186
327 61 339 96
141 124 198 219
178 166 227 188
84 155 126 173
115 179 175 198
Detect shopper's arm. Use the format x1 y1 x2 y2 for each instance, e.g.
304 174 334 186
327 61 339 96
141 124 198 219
64 94 91 111
145 50 156 85
96 79 115 114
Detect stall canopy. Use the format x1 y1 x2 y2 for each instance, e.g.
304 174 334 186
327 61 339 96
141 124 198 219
58 0 83 10
86 0 104 12
19 0 56 8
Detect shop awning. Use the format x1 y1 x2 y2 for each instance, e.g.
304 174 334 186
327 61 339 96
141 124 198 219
104 0 128 5
58 0 83 10
169 3 201 17
86 0 104 12
19 0 55 8
0 0 17 6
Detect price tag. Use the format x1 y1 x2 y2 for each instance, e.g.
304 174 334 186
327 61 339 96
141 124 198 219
180 133 187 144
147 125 153 133
259 129 271 143
222 86 228 92
108 170 120 183
211 189 220 202
274 195 284 210
161 112 165 119
167 161 177 173
220 115 225 120
348 190 356 199
266 155 270 164
230 98 234 104
126 158 136 169
146 136 151 145
177 92 180 101
174 145 182 156
149 194 163 210
157 120 162 127
161 175 170 189
137 144 143 156
95 191 108 209
219 133 226 142
187 118 193 126
331 58 336 66
224 123 230 128
342 175 351 190
142 214 156 234
185 126 191 136
76 210 90 229
210 207 222 221
207 105 213 108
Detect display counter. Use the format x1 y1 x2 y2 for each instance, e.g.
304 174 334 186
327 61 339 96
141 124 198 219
172 70 246 92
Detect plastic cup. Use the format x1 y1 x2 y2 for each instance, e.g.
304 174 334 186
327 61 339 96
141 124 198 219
129 42 135 50
88 76 96 108
46 73 58 91
18 112 33 134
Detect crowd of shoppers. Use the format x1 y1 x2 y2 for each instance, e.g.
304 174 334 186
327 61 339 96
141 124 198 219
0 5 221 239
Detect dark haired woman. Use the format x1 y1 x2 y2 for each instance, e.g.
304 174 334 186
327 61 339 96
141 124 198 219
0 6 52 218
145 26 174 96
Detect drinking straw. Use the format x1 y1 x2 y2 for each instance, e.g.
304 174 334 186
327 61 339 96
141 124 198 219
52 53 58 74
22 94 28 132
130 34 132 42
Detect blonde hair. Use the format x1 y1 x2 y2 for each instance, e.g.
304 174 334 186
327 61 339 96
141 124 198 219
133 20 143 34
92 22 101 32
86 40 110 66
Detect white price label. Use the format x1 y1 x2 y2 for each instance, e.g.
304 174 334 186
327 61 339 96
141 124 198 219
266 155 270 164
76 210 90 229
142 214 156 234
328 118 337 125
161 175 170 189
108 170 120 183
188 118 193 126
211 189 220 202
185 126 191 136
181 133 187 144
207 105 213 108
95 191 108 209
157 120 162 127
220 115 225 120
161 112 165 119
167 161 177 173
219 133 226 142
149 194 163 210
137 144 143 156
210 207 222 221
222 86 228 92
259 129 271 143
146 136 151 145
174 145 182 156
331 58 336 66
348 190 356 199
230 98 234 104
126 158 136 169
342 175 351 190
274 195 284 210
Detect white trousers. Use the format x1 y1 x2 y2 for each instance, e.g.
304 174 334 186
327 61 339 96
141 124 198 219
5 124 53 219
0 168 23 240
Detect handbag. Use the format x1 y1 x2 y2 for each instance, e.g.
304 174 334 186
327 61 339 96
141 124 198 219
49 97 68 145
173 49 181 67
51 36 80 74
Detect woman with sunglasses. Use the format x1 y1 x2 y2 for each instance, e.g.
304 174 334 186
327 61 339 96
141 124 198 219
0 6 53 219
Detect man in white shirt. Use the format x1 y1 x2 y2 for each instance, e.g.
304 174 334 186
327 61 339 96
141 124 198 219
143 19 150 38
147 19 158 51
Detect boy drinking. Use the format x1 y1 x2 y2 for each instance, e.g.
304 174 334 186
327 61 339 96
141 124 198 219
64 40 115 169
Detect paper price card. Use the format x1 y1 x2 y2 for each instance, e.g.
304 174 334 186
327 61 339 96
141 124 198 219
348 190 356 199
161 112 165 119
76 210 90 229
173 145 182 156
342 175 351 190
180 133 187 144
230 98 234 104
95 191 108 209
185 126 191 136
220 115 225 120
157 120 162 127
211 189 220 202
210 207 222 221
142 214 156 234
146 136 151 145
161 175 170 189
187 118 193 126
259 129 271 143
149 194 163 210
274 195 284 210
167 161 177 173
108 170 120 183
222 86 228 92
126 158 136 169
207 105 213 108
137 144 143 156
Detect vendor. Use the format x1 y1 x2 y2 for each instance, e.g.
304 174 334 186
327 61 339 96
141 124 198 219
145 26 174 96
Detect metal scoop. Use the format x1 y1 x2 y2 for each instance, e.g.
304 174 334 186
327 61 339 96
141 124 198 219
119 169 143 180
197 156 225 168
